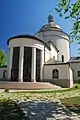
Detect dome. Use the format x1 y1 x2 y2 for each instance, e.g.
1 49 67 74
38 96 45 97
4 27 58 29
35 14 70 63
39 22 61 32
38 14 62 33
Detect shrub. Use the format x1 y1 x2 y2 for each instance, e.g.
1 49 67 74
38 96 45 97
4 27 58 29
75 85 78 88
77 79 80 84
4 88 9 93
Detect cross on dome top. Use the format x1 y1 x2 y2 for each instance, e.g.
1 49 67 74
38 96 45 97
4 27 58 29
48 11 54 23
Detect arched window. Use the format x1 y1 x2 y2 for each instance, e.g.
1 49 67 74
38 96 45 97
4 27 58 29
62 55 64 62
77 71 80 77
52 69 59 79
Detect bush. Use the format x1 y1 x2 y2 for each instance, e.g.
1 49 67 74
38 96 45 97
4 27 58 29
4 88 9 93
75 85 78 88
77 79 80 84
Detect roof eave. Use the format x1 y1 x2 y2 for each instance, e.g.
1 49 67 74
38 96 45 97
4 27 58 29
7 34 51 50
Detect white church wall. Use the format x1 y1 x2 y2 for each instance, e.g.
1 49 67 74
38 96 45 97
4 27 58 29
0 67 8 79
70 62 80 82
50 44 57 60
45 58 55 64
45 35 70 62
43 63 71 87
9 38 44 51
36 30 70 62
44 47 51 62
44 44 57 63
43 64 69 79
56 36 70 62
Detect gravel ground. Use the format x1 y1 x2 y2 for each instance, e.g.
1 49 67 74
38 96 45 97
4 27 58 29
0 89 80 119
19 100 80 120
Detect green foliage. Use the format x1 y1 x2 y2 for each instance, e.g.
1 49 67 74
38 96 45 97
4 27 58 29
77 79 80 84
0 50 7 67
4 88 9 93
73 83 80 89
61 96 80 108
75 85 78 88
55 0 80 43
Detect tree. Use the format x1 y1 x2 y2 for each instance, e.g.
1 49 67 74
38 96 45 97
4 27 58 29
0 50 7 67
55 0 80 43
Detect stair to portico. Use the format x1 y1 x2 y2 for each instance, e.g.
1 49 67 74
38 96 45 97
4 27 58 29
0 81 61 90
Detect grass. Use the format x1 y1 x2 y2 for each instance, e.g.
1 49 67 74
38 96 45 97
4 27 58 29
61 96 80 113
0 84 79 102
61 96 80 107
12 89 71 94
74 83 80 87
10 83 80 94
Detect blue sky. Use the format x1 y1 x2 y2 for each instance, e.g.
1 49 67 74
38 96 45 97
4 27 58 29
0 0 80 57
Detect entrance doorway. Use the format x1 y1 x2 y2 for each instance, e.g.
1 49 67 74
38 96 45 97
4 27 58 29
11 47 20 81
23 47 32 82
36 49 41 82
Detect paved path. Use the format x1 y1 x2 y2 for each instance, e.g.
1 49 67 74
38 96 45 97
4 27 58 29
19 100 80 120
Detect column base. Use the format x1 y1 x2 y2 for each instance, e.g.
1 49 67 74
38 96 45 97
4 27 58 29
31 79 36 82
18 79 23 82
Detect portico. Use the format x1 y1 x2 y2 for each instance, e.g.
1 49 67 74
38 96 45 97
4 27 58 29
8 36 44 82
9 47 37 82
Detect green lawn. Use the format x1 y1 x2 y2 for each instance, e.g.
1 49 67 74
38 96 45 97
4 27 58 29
61 96 80 107
61 96 80 113
11 83 80 94
0 84 79 101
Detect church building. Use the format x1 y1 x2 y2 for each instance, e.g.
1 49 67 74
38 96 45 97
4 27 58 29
0 14 80 88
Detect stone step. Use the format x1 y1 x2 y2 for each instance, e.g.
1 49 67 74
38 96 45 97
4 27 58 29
0 82 61 90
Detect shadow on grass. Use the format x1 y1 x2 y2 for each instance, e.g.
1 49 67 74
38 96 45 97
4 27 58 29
66 106 80 114
0 99 80 120
0 100 27 120
61 96 80 114
19 101 78 120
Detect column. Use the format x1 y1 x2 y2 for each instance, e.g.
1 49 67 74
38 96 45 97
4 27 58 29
8 47 13 79
40 50 44 80
19 46 24 82
31 47 36 82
